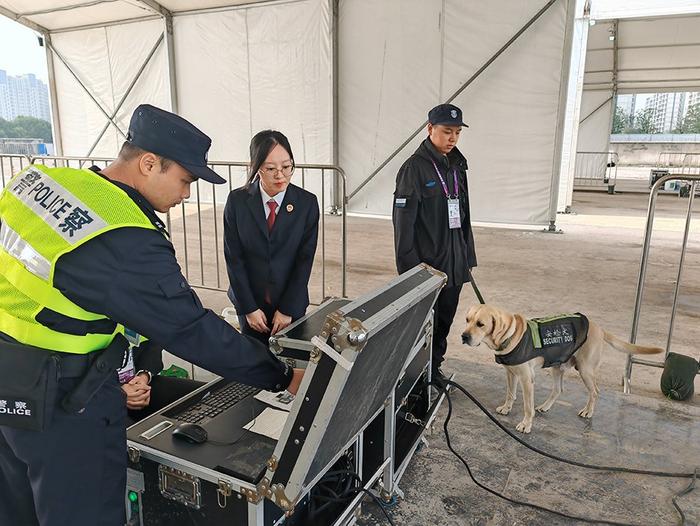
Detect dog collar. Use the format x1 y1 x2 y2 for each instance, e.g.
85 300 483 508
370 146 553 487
496 336 512 353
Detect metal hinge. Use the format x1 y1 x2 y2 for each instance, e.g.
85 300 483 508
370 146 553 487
127 446 140 463
271 483 294 511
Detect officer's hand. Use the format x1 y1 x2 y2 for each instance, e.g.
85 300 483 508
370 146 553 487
271 311 292 335
246 309 270 334
286 368 304 396
122 379 151 410
133 373 151 387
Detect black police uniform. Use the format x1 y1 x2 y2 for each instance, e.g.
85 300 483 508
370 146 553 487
393 129 477 374
0 107 292 526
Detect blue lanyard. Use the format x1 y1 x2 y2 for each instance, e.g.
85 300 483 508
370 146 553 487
430 160 459 198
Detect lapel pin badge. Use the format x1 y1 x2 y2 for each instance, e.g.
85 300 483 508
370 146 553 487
286 204 294 213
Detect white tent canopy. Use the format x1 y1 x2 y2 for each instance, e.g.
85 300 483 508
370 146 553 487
2 0 586 227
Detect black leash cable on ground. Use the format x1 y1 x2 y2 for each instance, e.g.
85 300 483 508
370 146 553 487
443 379 696 479
672 469 698 525
429 380 698 526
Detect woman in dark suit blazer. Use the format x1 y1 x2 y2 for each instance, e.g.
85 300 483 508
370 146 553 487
224 130 320 345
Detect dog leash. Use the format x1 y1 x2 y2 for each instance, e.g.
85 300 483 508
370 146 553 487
468 270 486 305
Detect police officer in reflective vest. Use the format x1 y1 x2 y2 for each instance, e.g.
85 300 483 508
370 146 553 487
0 104 304 526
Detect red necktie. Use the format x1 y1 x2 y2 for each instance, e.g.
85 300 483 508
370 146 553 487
265 200 278 305
267 200 277 232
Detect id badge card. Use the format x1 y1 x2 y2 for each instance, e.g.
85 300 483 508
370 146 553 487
124 327 141 348
117 348 135 384
447 198 461 229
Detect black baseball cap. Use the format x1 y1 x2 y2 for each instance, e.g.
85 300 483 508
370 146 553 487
127 104 226 184
428 103 469 128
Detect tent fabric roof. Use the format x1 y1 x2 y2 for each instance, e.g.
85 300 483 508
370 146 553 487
0 0 277 32
584 15 700 93
591 0 700 21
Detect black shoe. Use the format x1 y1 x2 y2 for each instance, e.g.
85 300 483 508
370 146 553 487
431 368 449 389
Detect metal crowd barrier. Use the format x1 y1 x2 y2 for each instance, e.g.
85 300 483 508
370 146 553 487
649 153 700 193
573 151 618 194
649 152 693 189
0 154 347 304
623 172 700 394
0 154 32 188
680 153 700 176
655 152 687 172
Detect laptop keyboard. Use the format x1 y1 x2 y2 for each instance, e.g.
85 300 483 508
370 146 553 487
173 382 260 424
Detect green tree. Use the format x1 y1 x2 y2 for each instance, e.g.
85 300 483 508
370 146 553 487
0 115 53 142
677 103 700 134
628 108 657 134
0 118 9 138
612 106 629 134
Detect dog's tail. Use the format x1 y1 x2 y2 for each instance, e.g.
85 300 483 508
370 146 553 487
602 331 664 355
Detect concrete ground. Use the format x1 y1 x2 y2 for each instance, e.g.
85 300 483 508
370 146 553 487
167 187 700 525
360 361 700 526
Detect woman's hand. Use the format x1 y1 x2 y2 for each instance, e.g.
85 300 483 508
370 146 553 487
271 311 292 335
121 375 151 410
246 309 270 333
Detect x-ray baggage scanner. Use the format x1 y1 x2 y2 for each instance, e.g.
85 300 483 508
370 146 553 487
126 265 446 525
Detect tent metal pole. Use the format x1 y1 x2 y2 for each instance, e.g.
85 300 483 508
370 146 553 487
0 7 64 154
546 0 576 232
44 34 64 156
46 40 128 139
136 0 172 17
578 96 613 125
605 20 619 146
18 1 124 17
50 16 161 34
133 1 178 114
164 13 179 113
86 33 165 156
0 5 49 33
330 0 341 213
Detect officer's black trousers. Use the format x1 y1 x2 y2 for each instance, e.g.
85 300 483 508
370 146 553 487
0 375 126 526
431 284 463 372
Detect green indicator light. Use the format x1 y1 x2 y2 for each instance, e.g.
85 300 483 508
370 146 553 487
128 491 138 503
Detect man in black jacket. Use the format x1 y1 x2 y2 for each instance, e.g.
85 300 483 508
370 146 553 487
392 103 477 385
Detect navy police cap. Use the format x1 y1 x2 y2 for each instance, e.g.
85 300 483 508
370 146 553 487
428 103 469 128
127 104 225 184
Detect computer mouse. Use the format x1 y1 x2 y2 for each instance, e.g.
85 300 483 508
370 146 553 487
172 423 208 444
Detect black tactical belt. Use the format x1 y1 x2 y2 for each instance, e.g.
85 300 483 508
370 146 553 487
61 334 128 413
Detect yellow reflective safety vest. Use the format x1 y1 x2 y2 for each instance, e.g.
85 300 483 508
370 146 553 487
0 164 157 354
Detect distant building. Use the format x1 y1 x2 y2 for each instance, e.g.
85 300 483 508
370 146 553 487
645 92 686 133
0 69 50 122
687 91 700 111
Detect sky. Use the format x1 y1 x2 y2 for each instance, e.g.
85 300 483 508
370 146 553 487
0 16 48 82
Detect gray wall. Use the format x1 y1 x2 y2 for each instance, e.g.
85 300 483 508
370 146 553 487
610 137 700 165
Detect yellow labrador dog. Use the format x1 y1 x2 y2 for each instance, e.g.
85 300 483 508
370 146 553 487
461 304 663 434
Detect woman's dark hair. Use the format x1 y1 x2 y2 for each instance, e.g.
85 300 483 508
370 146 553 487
245 130 294 188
